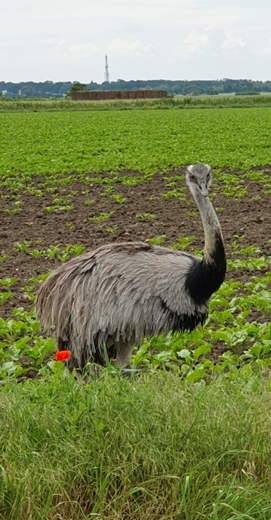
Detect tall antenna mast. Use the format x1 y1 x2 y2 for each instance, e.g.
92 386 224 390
104 55 110 83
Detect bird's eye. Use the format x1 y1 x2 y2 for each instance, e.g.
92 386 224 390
190 174 196 182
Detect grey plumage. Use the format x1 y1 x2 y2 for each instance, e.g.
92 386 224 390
36 164 226 370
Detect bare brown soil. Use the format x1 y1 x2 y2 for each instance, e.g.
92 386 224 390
0 168 270 360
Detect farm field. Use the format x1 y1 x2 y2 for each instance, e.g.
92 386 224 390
0 107 271 519
1 108 271 175
0 108 271 373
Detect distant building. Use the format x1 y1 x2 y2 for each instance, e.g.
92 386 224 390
71 90 168 101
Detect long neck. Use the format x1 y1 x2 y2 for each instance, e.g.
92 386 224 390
190 185 224 266
185 185 226 303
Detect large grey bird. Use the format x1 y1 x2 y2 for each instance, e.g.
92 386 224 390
36 164 226 370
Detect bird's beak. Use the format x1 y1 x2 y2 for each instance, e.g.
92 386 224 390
200 183 209 197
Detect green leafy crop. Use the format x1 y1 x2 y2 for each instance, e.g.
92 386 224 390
1 108 271 188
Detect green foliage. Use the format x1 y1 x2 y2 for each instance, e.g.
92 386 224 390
0 371 271 518
172 236 196 250
0 307 55 378
136 213 156 219
16 244 86 263
3 92 271 111
88 211 114 222
2 109 271 188
106 225 118 233
1 77 271 98
0 292 12 306
68 81 88 93
161 187 186 200
146 235 166 245
45 203 74 212
0 278 18 288
110 193 127 204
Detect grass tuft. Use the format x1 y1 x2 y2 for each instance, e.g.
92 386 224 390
0 370 271 519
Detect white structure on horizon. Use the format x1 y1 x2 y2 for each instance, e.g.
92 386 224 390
104 55 109 83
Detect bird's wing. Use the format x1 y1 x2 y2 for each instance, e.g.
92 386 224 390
90 246 202 317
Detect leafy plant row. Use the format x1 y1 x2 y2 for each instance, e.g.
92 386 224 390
1 109 271 185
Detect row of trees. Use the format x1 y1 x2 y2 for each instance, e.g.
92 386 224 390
1 79 271 98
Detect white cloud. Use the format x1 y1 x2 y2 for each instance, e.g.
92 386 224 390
64 38 157 61
107 38 157 56
175 28 211 58
222 31 245 54
66 43 101 58
261 38 271 54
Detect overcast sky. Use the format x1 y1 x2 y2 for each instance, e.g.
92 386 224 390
1 0 271 83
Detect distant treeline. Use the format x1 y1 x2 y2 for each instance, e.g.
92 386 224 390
1 78 271 98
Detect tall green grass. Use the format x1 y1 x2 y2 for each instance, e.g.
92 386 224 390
1 94 271 112
1 369 271 519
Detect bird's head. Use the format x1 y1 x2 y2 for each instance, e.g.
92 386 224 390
186 164 212 197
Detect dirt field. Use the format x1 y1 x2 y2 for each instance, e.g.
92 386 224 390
1 168 270 355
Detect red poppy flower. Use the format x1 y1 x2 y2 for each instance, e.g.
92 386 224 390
55 350 71 362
